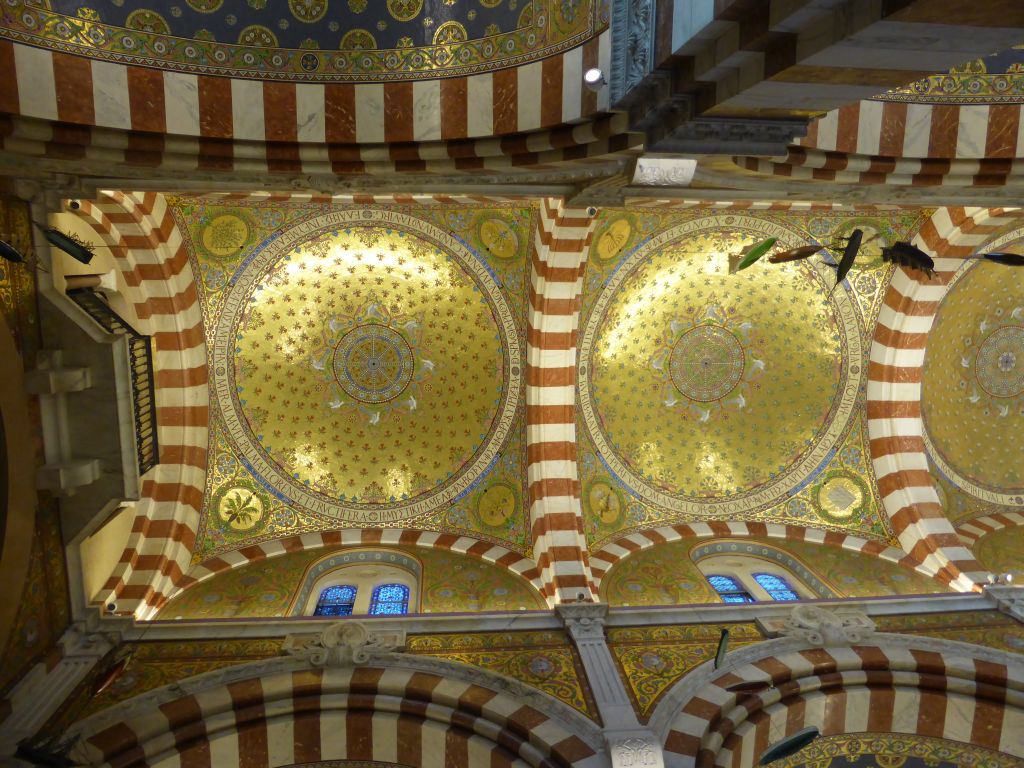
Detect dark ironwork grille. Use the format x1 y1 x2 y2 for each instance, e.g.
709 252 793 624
66 288 159 476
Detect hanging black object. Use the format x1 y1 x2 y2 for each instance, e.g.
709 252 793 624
33 221 94 265
979 252 1024 267
832 228 863 291
14 741 77 768
759 726 820 765
714 628 729 669
0 238 27 264
880 241 936 278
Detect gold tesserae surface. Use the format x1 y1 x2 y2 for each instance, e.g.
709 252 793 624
923 255 1024 495
584 225 850 501
229 219 509 509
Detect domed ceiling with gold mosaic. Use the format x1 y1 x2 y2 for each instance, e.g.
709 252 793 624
3 0 602 80
923 234 1024 506
175 198 938 566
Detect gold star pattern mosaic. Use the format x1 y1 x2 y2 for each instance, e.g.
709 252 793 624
578 208 925 545
923 252 1024 496
171 199 535 561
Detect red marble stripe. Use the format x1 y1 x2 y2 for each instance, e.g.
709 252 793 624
325 84 357 143
541 56 564 128
440 77 468 140
263 81 297 142
835 104 860 154
492 70 518 135
126 67 166 134
384 82 414 143
52 53 95 125
0 41 19 115
197 76 233 139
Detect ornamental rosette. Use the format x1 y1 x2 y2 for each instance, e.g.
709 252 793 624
960 307 1024 418
649 304 764 422
309 298 435 425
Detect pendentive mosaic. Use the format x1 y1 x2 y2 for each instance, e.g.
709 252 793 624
578 209 926 548
0 0 604 81
170 198 533 561
406 630 599 720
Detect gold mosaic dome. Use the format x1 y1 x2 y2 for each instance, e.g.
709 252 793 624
923 253 1024 497
213 211 520 524
579 216 863 514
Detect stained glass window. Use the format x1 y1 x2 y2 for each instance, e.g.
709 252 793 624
754 573 800 601
707 575 755 603
369 583 410 615
314 585 357 616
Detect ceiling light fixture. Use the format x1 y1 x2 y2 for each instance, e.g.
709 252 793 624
583 67 606 90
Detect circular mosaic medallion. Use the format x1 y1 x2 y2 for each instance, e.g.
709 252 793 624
340 29 376 50
476 483 516 528
186 0 223 12
201 213 249 259
289 0 329 22
976 326 1024 398
216 211 521 523
238 24 278 47
595 217 632 261
217 487 264 531
817 475 863 520
387 0 423 22
433 20 467 45
332 323 414 404
125 9 170 34
669 325 745 402
478 217 518 260
580 215 861 510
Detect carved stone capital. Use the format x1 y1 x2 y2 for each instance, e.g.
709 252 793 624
776 604 876 646
556 603 609 642
607 730 665 768
282 621 405 667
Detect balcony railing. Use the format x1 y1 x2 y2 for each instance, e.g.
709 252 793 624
66 288 159 476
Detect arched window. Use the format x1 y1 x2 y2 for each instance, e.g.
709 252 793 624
369 583 410 615
314 585 357 616
706 575 754 603
753 573 800 601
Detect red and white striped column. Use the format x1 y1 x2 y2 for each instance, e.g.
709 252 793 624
77 191 207 618
526 199 596 604
868 206 1024 591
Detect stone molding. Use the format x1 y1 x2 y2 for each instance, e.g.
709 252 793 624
282 621 405 667
610 0 655 105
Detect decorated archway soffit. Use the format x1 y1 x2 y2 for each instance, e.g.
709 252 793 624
173 198 532 563
1 0 604 81
579 208 930 550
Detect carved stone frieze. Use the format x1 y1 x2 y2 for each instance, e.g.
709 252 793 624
610 0 655 105
282 621 405 667
777 605 876 646
557 603 609 642
650 117 808 156
608 732 665 768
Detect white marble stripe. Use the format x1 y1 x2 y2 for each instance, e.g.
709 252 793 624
354 83 384 144
91 60 133 130
230 79 265 141
162 72 200 137
561 46 583 124
528 384 577 405
466 73 494 138
957 105 990 159
903 103 933 158
15 44 58 121
596 30 611 113
856 99 884 156
412 78 441 142
295 83 326 143
265 711 296 767
317 701 349 759
516 61 542 132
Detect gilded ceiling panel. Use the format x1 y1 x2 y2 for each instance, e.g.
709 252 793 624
974 528 1024 583
406 629 599 720
606 623 763 720
579 209 928 548
923 245 1024 504
169 198 532 562
3 0 603 81
156 544 546 619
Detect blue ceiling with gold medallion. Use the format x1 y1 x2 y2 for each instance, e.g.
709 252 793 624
4 0 603 80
